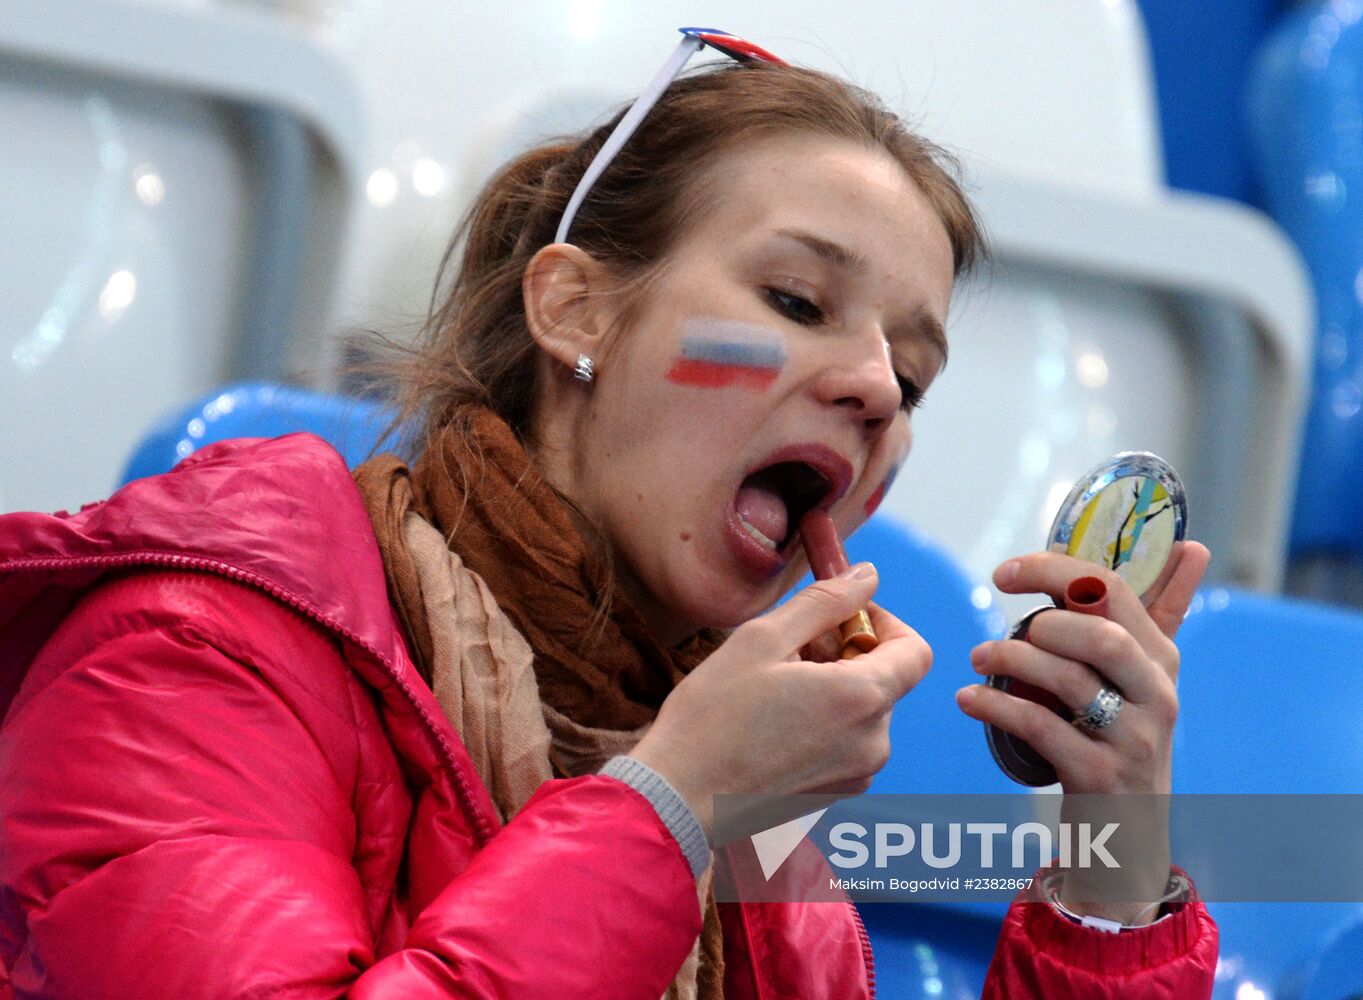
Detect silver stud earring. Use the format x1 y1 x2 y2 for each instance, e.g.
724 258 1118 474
573 353 595 383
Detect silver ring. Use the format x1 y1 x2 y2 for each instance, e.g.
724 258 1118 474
1073 685 1123 733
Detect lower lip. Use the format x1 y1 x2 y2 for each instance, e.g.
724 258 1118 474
723 499 796 578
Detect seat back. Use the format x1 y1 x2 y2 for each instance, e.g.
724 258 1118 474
119 382 397 486
1174 589 1363 999
1249 3 1363 559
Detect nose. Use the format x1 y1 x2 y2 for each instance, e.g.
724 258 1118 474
812 327 904 433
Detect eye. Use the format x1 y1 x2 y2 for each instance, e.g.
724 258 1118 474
896 374 926 412
765 287 824 326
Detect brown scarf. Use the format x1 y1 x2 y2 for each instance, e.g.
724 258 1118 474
353 406 726 998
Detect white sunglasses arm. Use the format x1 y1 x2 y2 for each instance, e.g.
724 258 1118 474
553 34 705 245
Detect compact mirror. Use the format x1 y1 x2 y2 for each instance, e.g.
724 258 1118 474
985 452 1188 786
1046 452 1187 604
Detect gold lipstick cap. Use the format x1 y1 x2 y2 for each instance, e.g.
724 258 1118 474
839 610 878 658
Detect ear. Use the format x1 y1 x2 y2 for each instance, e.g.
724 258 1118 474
522 243 612 374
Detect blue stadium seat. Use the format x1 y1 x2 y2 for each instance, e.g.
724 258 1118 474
1175 588 1363 795
1248 4 1363 559
1293 916 1363 1000
1175 588 1363 999
118 382 397 486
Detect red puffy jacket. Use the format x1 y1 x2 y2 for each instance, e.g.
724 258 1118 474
0 435 1217 998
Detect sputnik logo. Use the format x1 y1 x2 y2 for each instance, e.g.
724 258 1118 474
750 808 828 880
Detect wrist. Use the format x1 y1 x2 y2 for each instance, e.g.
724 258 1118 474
1049 869 1189 931
601 755 712 879
625 743 713 839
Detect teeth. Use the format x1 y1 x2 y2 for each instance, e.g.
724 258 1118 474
738 514 779 551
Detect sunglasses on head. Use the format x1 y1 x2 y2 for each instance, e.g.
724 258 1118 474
554 27 785 245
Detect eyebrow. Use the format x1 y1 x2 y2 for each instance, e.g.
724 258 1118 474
772 227 949 366
774 228 868 275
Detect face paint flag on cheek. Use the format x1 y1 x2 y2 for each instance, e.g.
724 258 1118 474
666 337 788 391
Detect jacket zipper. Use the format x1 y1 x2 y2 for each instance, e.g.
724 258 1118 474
848 899 877 999
1 551 497 845
732 858 877 998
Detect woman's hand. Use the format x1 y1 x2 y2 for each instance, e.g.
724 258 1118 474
954 540 1211 922
629 563 932 839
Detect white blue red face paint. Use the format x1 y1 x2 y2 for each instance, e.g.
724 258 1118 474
864 458 902 517
665 320 787 391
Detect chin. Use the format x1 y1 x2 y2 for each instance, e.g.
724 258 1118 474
671 571 792 633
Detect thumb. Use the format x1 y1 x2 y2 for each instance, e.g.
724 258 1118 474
1146 540 1211 639
747 562 879 658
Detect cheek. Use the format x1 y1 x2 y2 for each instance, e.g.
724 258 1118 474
863 434 911 518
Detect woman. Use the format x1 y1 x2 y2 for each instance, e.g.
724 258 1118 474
0 31 1216 998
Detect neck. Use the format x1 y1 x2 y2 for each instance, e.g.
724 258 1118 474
610 560 699 650
530 405 698 650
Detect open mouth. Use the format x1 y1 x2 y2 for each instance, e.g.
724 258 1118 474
736 461 836 553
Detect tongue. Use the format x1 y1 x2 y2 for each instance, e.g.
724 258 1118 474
736 482 789 544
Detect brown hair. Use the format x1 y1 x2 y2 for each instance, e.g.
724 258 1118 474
353 60 986 459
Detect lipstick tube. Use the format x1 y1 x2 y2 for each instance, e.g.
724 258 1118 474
1063 576 1110 619
799 510 878 657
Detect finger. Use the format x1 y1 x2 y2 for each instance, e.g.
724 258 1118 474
1136 539 1184 608
972 638 1115 714
847 627 933 701
956 683 1095 770
1017 612 1171 703
1143 541 1211 640
747 563 880 659
860 600 918 644
995 553 1166 654
803 630 844 663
